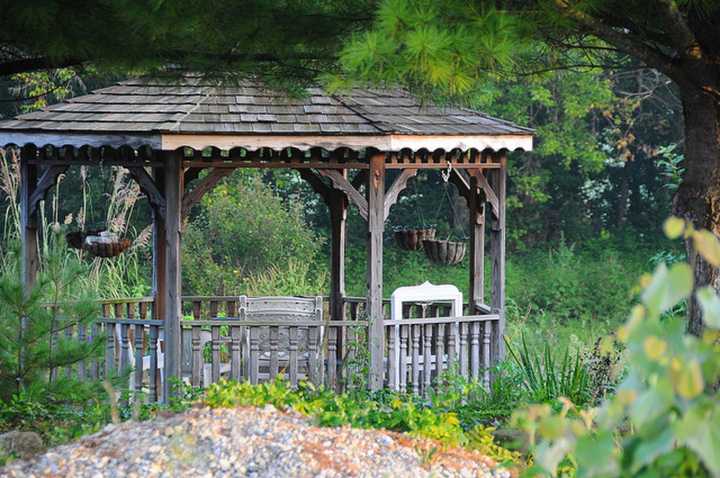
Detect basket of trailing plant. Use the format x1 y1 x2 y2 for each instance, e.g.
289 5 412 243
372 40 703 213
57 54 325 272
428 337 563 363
422 238 466 265
66 230 131 258
393 226 436 251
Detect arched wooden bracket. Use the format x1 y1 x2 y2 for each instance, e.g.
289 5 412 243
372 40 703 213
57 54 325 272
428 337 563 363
128 167 167 221
449 168 499 220
181 168 234 218
28 165 68 217
183 166 204 185
316 169 369 221
383 169 418 221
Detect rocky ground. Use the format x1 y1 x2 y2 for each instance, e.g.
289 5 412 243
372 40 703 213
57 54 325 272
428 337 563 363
0 405 512 478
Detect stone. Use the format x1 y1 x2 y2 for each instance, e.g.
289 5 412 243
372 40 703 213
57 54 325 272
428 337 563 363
0 431 45 459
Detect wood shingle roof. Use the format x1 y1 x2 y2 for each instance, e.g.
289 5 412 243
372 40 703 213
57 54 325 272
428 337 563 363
0 76 533 152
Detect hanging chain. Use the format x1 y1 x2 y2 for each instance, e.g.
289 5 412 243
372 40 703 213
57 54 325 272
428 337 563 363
440 161 453 183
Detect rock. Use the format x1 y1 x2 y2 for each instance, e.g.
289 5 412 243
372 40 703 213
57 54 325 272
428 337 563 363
0 431 45 459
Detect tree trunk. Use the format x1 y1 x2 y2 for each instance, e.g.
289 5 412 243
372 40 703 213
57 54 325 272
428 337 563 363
672 85 720 336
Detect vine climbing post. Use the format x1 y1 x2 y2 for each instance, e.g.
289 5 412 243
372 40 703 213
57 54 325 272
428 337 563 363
367 153 386 390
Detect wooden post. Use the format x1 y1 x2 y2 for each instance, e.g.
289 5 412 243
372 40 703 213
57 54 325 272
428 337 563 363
162 151 183 401
19 146 39 292
489 154 507 360
151 166 166 398
367 153 385 390
19 146 38 390
468 170 485 308
329 184 347 375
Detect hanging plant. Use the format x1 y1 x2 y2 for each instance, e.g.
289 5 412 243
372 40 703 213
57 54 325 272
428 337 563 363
422 239 466 265
393 225 436 251
66 229 131 258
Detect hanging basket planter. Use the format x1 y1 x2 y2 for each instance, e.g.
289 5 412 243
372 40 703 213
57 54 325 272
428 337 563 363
422 239 467 266
394 227 436 251
66 230 131 258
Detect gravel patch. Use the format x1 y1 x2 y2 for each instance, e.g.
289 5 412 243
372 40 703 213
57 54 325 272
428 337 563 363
0 405 512 477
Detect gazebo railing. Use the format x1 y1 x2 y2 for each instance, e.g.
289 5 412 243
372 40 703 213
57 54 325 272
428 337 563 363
55 296 500 402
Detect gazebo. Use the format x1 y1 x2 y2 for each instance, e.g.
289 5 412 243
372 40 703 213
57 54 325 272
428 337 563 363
0 75 532 401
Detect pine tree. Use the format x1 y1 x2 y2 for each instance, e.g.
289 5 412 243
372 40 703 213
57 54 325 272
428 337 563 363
0 231 102 402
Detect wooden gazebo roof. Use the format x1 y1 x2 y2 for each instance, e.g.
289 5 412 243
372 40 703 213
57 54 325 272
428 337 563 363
0 75 533 153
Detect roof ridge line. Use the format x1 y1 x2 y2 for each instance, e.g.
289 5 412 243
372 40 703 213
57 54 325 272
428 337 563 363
330 94 390 134
169 86 214 132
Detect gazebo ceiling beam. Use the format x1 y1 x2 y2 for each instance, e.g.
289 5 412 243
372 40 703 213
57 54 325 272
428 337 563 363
127 167 167 221
316 169 368 221
181 168 234 217
450 168 499 220
28 165 68 217
383 169 418 222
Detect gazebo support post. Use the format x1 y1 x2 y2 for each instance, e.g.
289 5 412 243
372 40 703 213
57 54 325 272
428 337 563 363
468 170 486 309
162 151 183 401
19 146 38 388
329 176 348 323
367 153 386 390
151 165 166 402
489 154 507 361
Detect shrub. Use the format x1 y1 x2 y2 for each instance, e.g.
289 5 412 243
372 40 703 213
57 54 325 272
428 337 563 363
512 218 720 477
183 171 323 295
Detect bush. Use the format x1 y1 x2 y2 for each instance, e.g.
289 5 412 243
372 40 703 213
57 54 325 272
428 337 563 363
512 218 720 477
183 171 323 295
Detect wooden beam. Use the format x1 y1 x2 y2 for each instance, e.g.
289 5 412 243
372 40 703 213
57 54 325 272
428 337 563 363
184 160 369 170
297 169 331 204
19 145 38 390
317 169 369 221
367 153 386 390
150 166 165 403
162 152 183 401
28 165 68 217
449 168 471 204
351 170 369 190
383 169 418 222
468 170 485 308
128 167 167 221
183 166 204 185
476 170 499 220
181 168 233 217
489 155 507 361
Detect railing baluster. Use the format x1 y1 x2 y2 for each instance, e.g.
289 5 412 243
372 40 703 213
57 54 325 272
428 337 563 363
90 321 99 379
471 321 480 381
65 321 73 379
447 321 457 370
327 326 337 391
399 325 408 393
269 326 279 379
288 326 299 387
460 322 469 378
308 325 320 386
191 326 202 387
149 325 159 403
436 323 445 378
104 313 115 378
388 323 397 390
249 327 259 385
231 325 242 381
423 324 432 394
134 323 144 391
77 323 86 380
483 321 492 391
211 325 221 384
411 325 420 395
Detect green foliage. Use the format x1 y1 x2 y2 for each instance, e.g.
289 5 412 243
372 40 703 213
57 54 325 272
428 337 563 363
183 171 323 295
0 232 103 401
512 218 720 477
506 334 590 407
203 377 523 466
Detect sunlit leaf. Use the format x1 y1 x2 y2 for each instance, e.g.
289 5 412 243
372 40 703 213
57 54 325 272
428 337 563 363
641 263 693 315
663 216 685 239
696 286 720 329
671 359 704 399
643 336 667 361
675 402 720 476
693 230 720 267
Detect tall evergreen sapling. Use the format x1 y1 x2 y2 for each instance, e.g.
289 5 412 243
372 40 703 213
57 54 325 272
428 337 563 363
0 232 102 402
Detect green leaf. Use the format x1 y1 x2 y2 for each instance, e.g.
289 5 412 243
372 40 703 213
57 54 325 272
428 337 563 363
630 426 675 473
696 286 720 329
663 216 685 239
693 230 720 267
641 263 693 315
629 378 673 429
575 431 617 477
675 402 720 476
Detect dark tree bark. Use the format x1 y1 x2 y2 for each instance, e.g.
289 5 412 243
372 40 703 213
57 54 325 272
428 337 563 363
673 83 720 335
